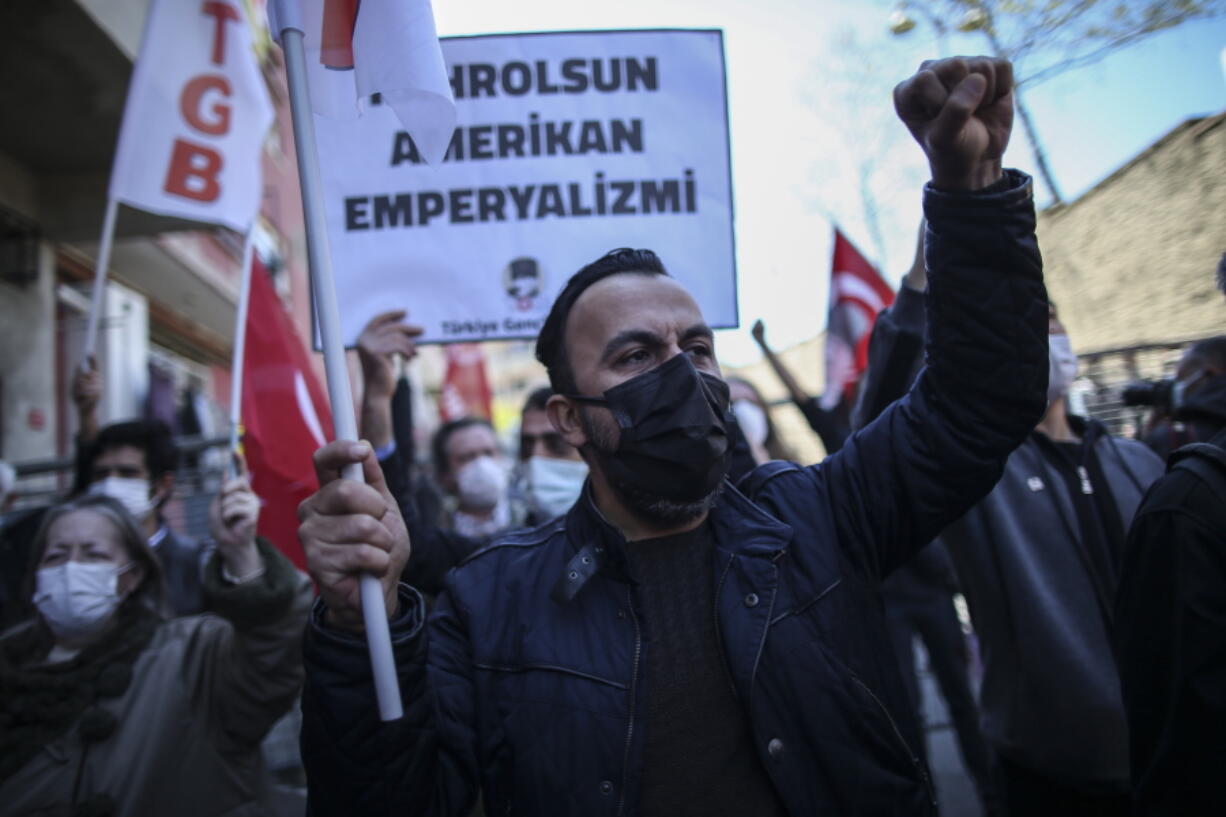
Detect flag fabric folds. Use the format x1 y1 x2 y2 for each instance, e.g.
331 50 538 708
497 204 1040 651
439 343 493 422
821 229 896 410
109 0 273 231
241 257 334 570
267 0 456 165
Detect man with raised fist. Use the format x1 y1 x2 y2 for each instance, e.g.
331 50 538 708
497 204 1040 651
296 56 1048 817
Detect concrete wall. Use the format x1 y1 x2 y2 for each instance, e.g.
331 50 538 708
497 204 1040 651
1038 114 1226 354
0 245 56 462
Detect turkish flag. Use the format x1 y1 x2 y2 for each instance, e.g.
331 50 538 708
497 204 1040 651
821 229 895 410
241 258 333 570
439 343 493 422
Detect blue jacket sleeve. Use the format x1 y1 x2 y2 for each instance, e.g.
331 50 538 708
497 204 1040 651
810 171 1048 579
301 585 479 817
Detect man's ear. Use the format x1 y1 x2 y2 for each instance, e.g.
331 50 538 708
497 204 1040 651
547 395 588 450
152 472 175 506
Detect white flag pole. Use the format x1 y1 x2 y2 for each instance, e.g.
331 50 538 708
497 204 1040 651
227 229 258 479
81 198 120 367
276 13 404 721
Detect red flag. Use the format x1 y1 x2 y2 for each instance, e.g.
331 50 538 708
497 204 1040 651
822 229 895 409
241 258 334 570
438 343 493 422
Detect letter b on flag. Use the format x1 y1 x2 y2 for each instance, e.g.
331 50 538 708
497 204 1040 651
164 138 224 202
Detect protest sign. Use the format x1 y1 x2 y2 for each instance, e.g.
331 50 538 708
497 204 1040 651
314 29 737 345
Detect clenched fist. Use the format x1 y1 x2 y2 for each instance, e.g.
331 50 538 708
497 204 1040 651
895 56 1014 192
298 440 410 631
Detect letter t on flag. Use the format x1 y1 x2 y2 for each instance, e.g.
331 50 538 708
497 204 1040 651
109 0 273 229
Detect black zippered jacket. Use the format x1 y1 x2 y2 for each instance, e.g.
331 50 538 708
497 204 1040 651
299 171 1049 816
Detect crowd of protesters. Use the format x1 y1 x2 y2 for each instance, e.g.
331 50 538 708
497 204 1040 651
0 54 1223 817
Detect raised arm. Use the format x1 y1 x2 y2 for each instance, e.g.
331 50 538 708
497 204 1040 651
751 319 812 408
849 220 928 431
186 461 313 747
754 57 1048 580
357 309 422 451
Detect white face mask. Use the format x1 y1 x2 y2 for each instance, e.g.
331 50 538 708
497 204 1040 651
33 561 131 642
733 399 769 448
525 456 588 520
89 477 154 521
456 455 508 512
1048 334 1078 403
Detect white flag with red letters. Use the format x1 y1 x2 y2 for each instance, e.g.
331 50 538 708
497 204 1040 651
109 0 273 231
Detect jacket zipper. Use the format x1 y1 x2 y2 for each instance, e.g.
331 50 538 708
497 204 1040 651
850 675 937 810
617 585 642 817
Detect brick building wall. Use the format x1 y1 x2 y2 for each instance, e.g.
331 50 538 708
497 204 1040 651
1037 113 1226 356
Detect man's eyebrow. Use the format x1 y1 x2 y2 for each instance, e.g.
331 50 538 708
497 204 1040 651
681 323 714 343
600 329 666 363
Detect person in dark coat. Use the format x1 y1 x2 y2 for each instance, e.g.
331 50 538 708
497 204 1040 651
1115 332 1226 817
296 56 1049 816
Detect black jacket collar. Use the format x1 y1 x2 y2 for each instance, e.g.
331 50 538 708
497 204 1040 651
551 480 793 605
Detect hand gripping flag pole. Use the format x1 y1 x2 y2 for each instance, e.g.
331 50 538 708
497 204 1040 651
274 5 403 721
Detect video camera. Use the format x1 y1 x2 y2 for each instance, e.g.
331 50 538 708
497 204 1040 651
1121 379 1176 412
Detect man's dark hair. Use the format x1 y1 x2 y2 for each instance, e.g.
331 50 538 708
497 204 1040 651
522 386 553 414
535 248 668 395
1187 335 1226 372
431 417 494 477
75 419 178 496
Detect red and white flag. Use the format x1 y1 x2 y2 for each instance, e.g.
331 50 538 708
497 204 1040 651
267 0 456 164
241 256 334 570
438 343 493 422
109 0 273 231
821 229 895 410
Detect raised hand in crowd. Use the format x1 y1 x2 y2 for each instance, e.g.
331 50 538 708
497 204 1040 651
207 453 263 580
71 355 103 443
356 310 423 451
894 56 1013 191
297 440 409 631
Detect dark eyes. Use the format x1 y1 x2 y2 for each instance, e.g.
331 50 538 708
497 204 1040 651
618 349 652 366
687 344 713 359
617 344 711 367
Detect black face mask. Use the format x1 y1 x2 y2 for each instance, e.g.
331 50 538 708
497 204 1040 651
568 353 733 503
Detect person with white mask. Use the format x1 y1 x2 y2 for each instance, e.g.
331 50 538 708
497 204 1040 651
857 295 1167 814
430 417 519 539
77 420 213 616
0 482 311 816
517 386 588 522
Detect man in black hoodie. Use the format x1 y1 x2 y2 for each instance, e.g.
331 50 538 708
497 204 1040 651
1115 331 1226 817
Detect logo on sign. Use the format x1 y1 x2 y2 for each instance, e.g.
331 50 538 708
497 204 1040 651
504 257 542 311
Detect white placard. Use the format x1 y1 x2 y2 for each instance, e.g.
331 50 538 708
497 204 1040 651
315 29 737 345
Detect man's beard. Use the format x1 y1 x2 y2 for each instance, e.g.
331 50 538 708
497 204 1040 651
578 407 720 527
